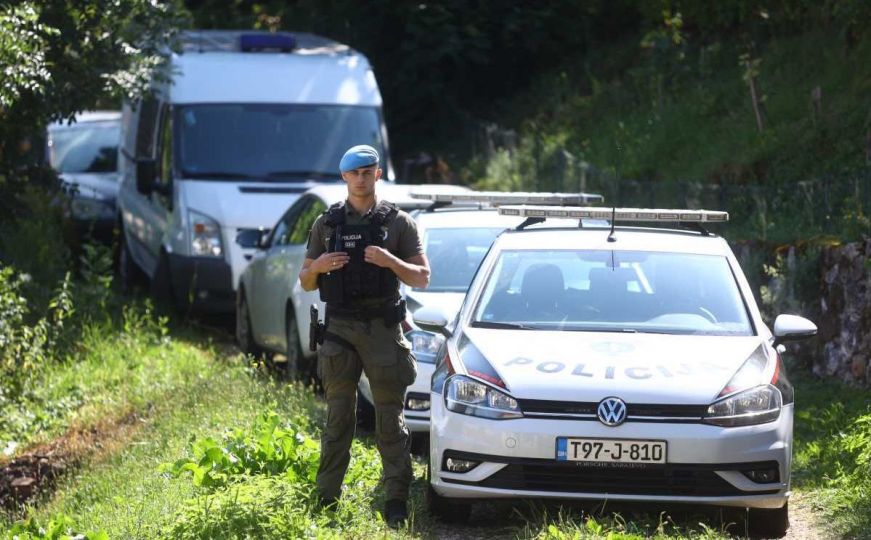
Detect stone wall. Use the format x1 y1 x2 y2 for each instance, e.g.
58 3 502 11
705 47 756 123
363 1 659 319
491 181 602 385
818 239 871 386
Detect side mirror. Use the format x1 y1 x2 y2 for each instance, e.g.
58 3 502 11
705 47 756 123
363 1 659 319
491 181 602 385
136 159 157 195
413 305 450 336
773 314 817 346
236 229 267 249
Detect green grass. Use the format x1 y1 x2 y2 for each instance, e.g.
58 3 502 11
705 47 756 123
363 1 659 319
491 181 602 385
2 316 869 539
790 371 871 538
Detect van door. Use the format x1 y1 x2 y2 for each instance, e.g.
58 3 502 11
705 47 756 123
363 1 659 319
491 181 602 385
123 99 172 277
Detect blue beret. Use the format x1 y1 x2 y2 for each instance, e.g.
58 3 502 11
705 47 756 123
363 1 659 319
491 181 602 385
340 145 380 172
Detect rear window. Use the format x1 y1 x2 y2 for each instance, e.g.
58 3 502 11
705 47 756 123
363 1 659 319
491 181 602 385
48 123 120 174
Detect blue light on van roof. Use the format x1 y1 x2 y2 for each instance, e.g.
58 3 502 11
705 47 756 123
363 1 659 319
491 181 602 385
239 34 296 52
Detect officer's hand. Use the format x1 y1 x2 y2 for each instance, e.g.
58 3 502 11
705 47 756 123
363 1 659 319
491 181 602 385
314 251 350 273
364 246 396 268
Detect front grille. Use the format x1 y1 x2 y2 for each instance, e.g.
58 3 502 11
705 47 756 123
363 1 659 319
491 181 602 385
442 454 780 497
518 399 708 422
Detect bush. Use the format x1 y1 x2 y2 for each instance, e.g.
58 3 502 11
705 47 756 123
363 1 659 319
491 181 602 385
161 412 388 539
161 411 320 490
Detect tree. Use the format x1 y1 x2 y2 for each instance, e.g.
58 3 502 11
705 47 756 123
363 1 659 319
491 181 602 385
0 0 188 187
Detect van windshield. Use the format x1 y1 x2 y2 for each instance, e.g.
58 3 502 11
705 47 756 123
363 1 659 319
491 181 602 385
175 104 385 181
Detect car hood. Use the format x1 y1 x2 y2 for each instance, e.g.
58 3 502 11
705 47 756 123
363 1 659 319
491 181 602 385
181 179 333 229
461 328 764 404
405 290 465 320
60 172 119 201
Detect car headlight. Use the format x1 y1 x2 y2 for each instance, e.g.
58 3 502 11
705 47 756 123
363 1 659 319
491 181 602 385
406 329 444 364
445 375 522 419
70 197 114 221
703 384 782 427
189 210 223 257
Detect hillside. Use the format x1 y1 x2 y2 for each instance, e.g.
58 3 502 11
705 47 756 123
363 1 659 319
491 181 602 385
469 28 871 243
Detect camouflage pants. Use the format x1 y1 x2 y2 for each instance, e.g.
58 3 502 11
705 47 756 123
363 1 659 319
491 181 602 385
316 316 417 501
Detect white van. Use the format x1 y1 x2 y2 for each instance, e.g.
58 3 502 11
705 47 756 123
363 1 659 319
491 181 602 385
117 30 392 313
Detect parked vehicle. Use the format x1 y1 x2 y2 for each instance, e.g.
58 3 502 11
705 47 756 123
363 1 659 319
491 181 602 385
46 111 121 241
117 30 392 312
415 205 816 538
358 190 603 433
235 183 468 379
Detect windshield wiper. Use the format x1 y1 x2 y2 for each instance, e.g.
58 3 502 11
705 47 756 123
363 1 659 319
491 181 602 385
470 321 535 330
264 170 341 180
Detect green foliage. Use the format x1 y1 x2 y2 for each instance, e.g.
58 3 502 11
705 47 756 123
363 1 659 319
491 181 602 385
0 4 57 109
160 411 391 539
4 513 107 540
161 411 320 490
0 266 74 380
0 0 188 205
791 374 871 536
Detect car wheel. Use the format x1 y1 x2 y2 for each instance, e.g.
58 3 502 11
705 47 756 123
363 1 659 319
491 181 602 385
284 308 306 380
747 502 789 538
117 230 145 293
426 460 471 523
356 392 375 431
237 291 264 359
150 250 180 314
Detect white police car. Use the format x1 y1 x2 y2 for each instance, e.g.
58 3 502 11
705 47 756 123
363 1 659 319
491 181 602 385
357 191 603 432
414 206 817 538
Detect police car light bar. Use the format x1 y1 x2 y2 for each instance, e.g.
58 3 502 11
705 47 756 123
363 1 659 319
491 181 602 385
497 205 729 222
409 190 604 206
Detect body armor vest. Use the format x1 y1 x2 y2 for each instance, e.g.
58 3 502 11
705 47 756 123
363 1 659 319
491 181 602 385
317 200 400 304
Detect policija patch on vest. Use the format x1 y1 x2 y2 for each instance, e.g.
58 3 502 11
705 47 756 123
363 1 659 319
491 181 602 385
340 232 364 249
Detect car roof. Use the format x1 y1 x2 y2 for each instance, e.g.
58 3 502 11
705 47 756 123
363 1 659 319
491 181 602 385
303 183 471 211
411 207 527 229
493 226 731 256
48 111 121 129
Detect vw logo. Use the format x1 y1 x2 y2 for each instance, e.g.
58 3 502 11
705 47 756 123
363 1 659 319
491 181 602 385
597 397 627 426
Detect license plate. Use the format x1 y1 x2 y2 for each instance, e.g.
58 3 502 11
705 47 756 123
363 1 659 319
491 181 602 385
556 437 667 464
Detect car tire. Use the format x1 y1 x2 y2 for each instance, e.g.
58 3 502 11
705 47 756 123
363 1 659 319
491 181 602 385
356 392 375 431
150 250 180 314
284 307 306 380
426 461 471 523
747 502 789 538
117 230 145 293
237 290 264 359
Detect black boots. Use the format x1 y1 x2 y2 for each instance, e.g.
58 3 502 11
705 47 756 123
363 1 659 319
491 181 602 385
384 499 408 527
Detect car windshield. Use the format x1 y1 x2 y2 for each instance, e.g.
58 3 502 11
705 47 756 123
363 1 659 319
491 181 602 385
48 122 119 174
175 104 385 181
472 249 753 336
416 227 505 292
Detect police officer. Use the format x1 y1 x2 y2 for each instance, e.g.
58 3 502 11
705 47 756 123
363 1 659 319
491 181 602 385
299 145 430 526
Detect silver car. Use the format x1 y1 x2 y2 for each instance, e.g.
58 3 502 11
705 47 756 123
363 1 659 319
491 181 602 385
46 111 121 241
415 206 817 538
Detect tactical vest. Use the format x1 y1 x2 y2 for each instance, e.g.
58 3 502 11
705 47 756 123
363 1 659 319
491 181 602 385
317 200 400 305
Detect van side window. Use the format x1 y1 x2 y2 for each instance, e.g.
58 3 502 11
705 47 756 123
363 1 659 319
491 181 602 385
135 97 159 158
289 199 326 245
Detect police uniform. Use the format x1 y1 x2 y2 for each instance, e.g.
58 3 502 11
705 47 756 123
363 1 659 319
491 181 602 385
305 195 421 504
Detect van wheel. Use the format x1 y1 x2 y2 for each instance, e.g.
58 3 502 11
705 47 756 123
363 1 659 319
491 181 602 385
426 461 471 523
151 251 178 313
117 231 145 293
748 503 789 538
284 308 306 380
237 291 263 359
